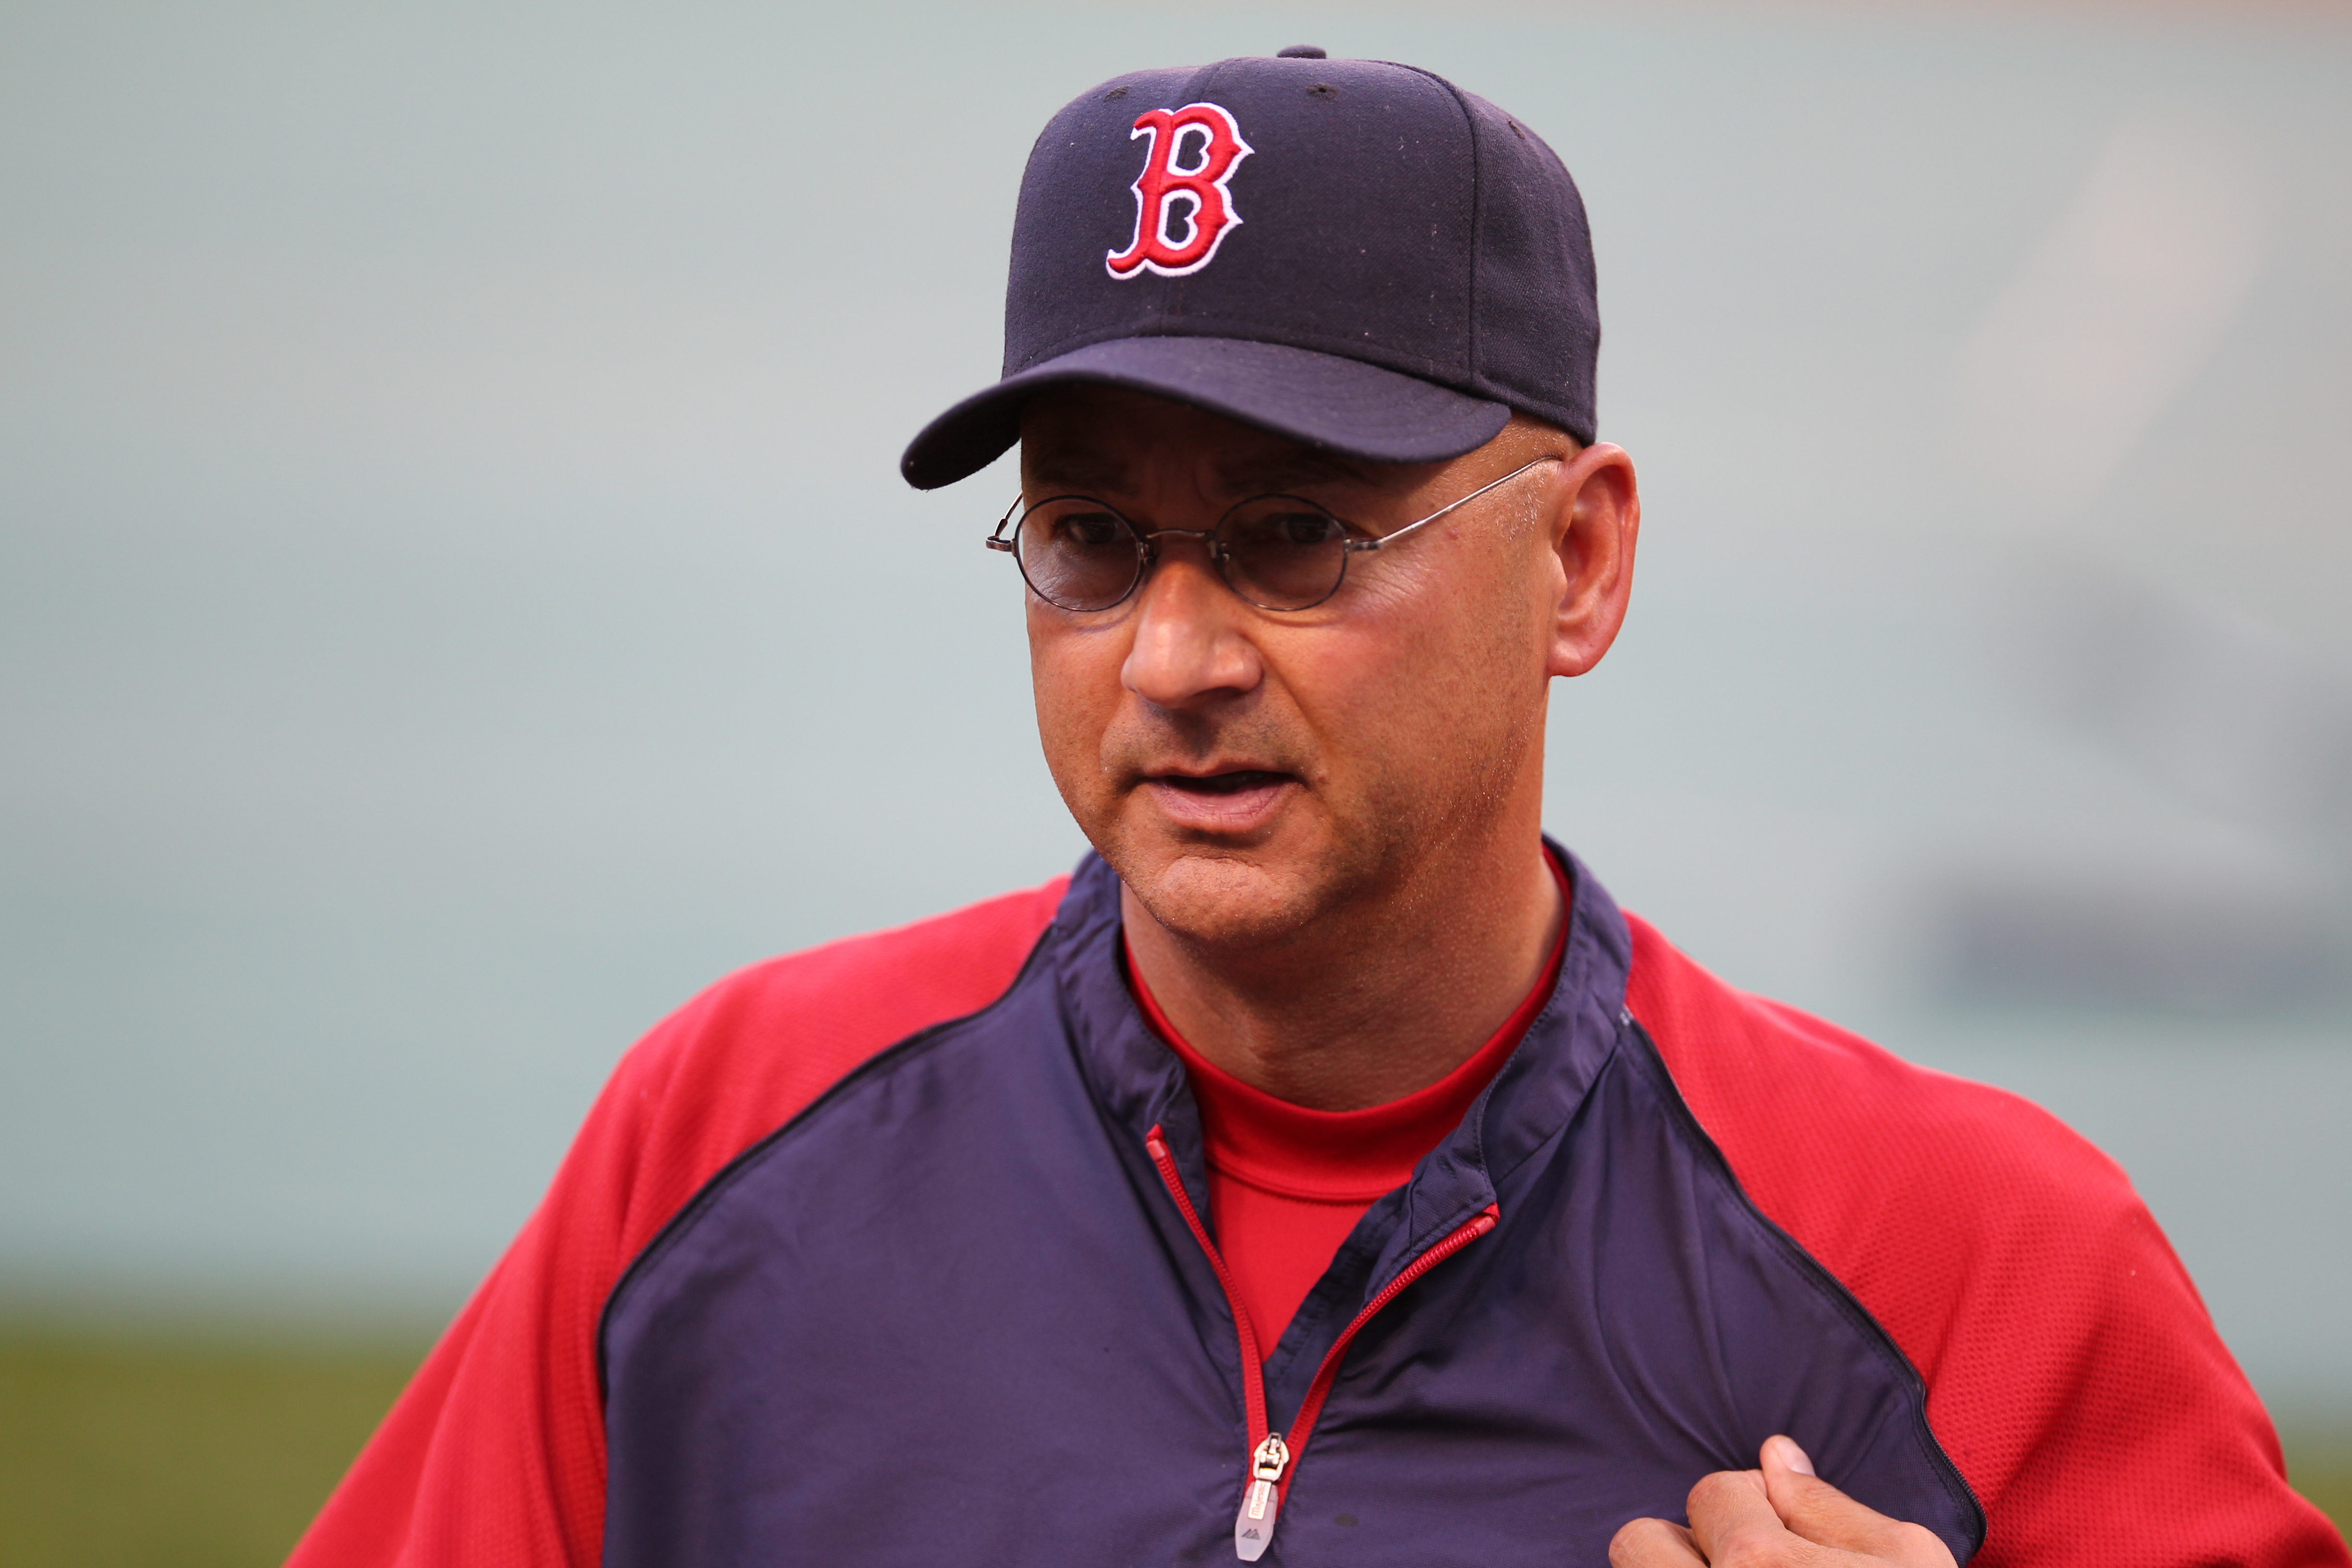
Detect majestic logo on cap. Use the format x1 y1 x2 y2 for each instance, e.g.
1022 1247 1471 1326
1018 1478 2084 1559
1106 102 1253 280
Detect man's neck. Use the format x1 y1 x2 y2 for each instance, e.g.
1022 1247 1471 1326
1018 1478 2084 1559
1119 834 1566 1113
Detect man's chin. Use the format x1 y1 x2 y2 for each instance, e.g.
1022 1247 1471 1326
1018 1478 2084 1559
1115 842 1335 953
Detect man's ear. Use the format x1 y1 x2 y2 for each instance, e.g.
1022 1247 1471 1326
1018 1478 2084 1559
1544 443 1640 679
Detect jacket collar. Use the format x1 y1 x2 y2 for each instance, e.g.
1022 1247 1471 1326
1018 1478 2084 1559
1049 837 1633 1306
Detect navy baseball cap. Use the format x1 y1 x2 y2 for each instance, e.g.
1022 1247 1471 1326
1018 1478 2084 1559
899 47 1600 490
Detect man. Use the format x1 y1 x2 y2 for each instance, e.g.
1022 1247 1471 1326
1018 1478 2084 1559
292 49 2343 1568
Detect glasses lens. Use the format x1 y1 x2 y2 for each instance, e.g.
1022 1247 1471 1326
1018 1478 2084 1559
1220 498 1350 609
1017 500 1143 610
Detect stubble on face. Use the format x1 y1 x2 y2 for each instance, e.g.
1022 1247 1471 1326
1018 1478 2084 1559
1067 674 1402 956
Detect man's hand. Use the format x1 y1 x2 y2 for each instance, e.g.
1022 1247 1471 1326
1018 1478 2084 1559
1610 1436 1958 1568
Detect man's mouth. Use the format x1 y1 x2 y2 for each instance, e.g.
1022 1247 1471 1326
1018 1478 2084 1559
1152 769 1291 796
1139 769 1298 833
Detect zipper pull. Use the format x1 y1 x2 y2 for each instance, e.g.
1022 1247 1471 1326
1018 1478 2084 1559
1233 1432 1290 1561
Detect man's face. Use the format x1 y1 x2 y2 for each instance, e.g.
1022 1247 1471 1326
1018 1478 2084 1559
1019 387 1585 953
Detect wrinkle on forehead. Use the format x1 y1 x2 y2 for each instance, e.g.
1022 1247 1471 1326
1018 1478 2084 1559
1216 448 1387 496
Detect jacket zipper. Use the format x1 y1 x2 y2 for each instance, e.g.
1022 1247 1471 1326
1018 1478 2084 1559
1145 1125 1501 1562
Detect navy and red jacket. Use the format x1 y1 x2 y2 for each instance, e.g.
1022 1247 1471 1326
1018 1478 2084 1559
292 847 2344 1567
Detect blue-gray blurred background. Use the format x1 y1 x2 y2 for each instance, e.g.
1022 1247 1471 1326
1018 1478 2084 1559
3 0 2347 1443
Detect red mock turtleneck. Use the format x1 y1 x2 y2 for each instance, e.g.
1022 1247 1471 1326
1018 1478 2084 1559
1124 856 1568 1352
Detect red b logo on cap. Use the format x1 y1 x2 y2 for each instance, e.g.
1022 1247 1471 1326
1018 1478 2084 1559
1106 102 1254 279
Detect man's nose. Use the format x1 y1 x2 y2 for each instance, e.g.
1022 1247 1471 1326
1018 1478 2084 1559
1120 533 1264 710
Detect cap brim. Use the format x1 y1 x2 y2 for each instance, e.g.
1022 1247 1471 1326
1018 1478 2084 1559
898 336 1512 490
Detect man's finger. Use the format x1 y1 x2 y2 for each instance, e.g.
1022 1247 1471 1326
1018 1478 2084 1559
1608 1515 1705 1568
1685 1466 1789 1565
1758 1437 1956 1567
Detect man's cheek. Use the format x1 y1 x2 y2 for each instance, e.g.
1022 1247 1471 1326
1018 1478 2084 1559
1030 651 1127 836
1028 651 1089 794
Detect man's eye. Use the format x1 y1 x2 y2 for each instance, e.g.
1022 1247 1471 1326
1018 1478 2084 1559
1054 513 1125 548
1274 512 1339 546
1232 510 1340 550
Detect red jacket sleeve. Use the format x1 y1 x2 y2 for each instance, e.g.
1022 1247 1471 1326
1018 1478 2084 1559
1624 911 2345 1568
286 879 1066 1568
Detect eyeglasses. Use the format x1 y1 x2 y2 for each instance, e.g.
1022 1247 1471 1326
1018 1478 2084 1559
985 455 1558 612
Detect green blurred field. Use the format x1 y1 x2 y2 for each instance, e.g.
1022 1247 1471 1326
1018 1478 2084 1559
0 1325 2345 1565
2295 1436 2352 1548
0 1327 421 1568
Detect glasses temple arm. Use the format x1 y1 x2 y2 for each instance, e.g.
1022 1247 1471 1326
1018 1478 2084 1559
985 492 1022 551
1347 454 1560 551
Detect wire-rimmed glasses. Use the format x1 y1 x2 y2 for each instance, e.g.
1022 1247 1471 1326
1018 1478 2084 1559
986 455 1558 612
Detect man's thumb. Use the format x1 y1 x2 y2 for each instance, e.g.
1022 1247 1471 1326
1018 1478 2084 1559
1758 1437 1954 1564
